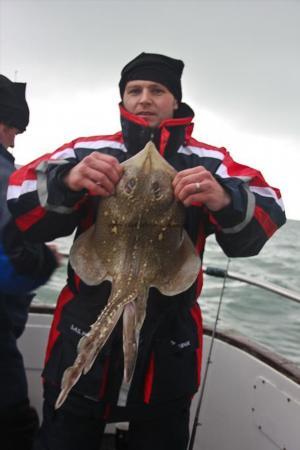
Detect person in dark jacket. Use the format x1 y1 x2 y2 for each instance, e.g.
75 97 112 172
8 53 286 450
0 74 59 450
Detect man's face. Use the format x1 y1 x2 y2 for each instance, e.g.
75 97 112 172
0 123 20 149
123 80 179 127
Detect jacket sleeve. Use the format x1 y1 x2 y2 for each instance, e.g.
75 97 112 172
7 139 87 243
1 160 58 295
209 149 286 257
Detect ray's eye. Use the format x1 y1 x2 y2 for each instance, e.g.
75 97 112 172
124 178 137 194
152 181 161 199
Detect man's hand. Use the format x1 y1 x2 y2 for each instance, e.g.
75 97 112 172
63 152 124 196
173 166 231 211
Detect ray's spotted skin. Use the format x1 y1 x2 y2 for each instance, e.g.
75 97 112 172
55 142 200 409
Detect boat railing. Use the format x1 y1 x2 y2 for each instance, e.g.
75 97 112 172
30 264 300 312
29 264 300 383
204 266 300 304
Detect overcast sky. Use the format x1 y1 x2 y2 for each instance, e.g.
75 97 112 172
0 0 299 220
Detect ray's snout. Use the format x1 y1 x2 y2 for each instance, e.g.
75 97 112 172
140 144 155 175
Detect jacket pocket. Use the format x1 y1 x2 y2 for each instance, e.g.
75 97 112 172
148 333 200 404
44 307 112 401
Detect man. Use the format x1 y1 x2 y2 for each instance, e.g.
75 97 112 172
7 53 286 450
0 74 59 449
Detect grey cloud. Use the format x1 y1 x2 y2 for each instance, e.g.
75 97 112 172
0 0 299 138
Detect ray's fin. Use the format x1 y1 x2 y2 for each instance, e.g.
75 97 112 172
156 229 200 295
70 225 108 285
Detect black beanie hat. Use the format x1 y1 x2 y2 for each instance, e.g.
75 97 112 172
0 74 29 132
119 52 184 102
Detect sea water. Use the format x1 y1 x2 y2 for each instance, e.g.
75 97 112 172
35 219 300 366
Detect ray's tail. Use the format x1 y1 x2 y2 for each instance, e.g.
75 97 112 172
122 293 147 383
55 290 137 409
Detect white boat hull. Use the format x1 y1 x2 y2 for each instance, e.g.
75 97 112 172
19 312 300 450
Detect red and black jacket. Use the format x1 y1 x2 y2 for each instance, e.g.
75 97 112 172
7 103 286 419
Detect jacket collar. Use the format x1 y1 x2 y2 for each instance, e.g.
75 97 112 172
0 143 15 163
119 102 195 157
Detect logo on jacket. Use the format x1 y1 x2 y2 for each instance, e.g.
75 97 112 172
170 339 191 349
70 324 86 337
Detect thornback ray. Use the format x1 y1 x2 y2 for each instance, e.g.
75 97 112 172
55 141 201 409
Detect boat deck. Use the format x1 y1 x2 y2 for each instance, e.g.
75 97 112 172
21 310 300 450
